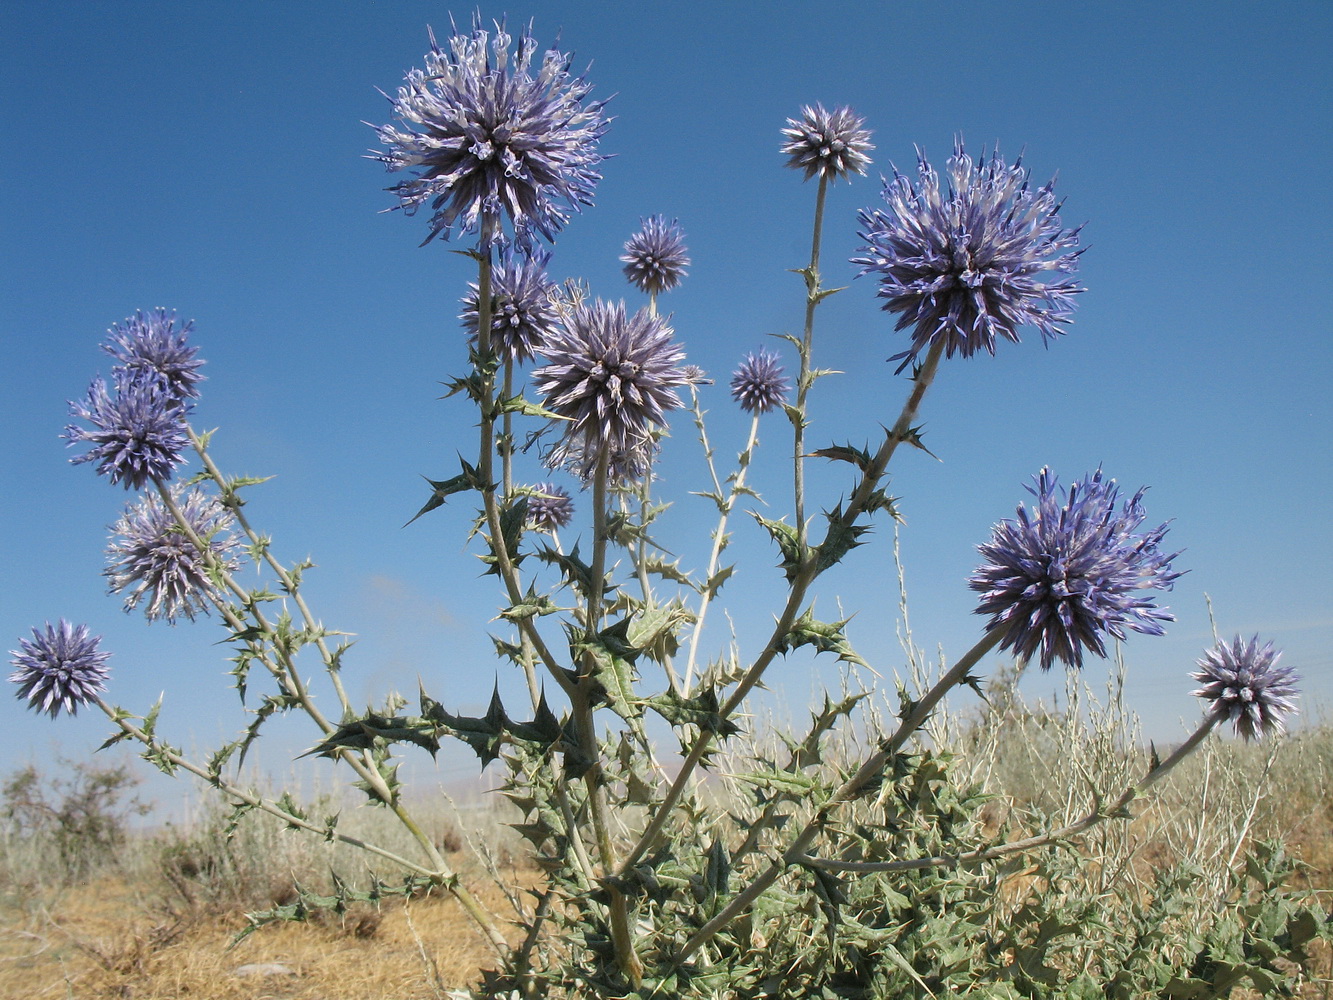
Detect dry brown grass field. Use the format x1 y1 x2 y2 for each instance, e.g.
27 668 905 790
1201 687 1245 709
4 686 1332 999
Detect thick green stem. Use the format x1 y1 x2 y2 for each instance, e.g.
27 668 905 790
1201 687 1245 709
794 173 829 548
571 450 642 985
502 360 515 500
472 252 576 701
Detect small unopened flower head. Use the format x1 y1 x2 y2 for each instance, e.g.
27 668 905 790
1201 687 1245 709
373 17 610 249
533 299 687 481
525 483 575 532
9 621 110 718
1191 635 1299 741
64 374 191 490
102 309 204 402
105 486 240 624
680 364 712 386
780 103 873 182
461 250 560 363
853 139 1084 372
970 468 1181 671
730 350 790 414
621 215 690 296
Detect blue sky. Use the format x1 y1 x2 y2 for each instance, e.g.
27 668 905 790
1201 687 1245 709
3 1 1330 807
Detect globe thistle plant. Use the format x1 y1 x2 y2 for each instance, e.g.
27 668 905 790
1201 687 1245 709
102 308 204 402
730 350 791 414
533 299 687 481
525 482 575 532
9 621 111 718
852 139 1084 372
621 215 690 296
64 374 192 490
1191 635 1299 741
970 468 1181 671
461 250 560 363
780 103 874 183
105 486 240 624
373 17 610 249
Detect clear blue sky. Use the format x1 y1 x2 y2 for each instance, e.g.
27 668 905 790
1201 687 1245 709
3 1 1330 806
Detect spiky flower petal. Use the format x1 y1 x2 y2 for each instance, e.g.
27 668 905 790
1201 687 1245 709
525 483 575 531
373 17 609 249
64 374 191 490
730 350 790 414
780 103 873 182
1191 635 1299 741
102 309 204 402
970 468 1181 671
9 621 110 718
105 486 239 624
853 139 1084 372
621 215 690 296
533 299 687 481
461 250 560 363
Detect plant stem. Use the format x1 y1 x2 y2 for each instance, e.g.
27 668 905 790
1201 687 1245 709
92 695 510 956
673 622 1003 966
794 173 829 549
795 711 1225 875
682 413 760 695
622 339 947 874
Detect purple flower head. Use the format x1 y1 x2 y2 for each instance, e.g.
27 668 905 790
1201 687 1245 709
970 468 1181 671
373 17 610 250
461 249 560 363
533 299 687 481
102 309 204 402
64 374 192 490
9 621 110 718
621 215 690 296
525 482 575 532
1191 635 1299 741
852 139 1084 373
780 103 873 183
730 350 790 414
106 486 240 624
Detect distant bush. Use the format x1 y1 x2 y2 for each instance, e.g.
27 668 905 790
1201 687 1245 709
0 757 149 886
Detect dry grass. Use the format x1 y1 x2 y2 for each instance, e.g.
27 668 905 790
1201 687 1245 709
0 863 525 999
4 680 1332 997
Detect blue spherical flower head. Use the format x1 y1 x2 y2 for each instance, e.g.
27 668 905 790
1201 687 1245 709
780 104 874 183
853 140 1084 373
525 482 575 532
970 468 1181 671
1191 635 1299 741
106 486 240 624
102 308 204 402
461 250 560 363
533 299 687 481
374 17 610 250
9 621 111 718
621 215 690 296
64 373 192 490
730 350 790 414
